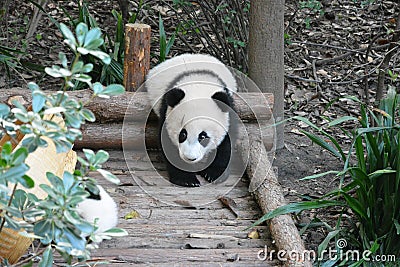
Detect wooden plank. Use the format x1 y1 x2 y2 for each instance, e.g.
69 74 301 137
117 204 260 220
101 230 270 249
71 148 281 266
77 263 278 267
55 258 280 267
68 248 281 266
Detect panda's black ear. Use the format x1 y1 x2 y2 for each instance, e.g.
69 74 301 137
212 90 231 112
165 88 185 108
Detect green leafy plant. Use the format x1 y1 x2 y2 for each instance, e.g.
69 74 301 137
128 0 144 24
0 22 126 266
388 69 398 83
0 45 24 79
284 33 292 45
165 0 250 71
253 86 400 266
158 15 176 63
172 0 192 8
59 1 130 86
360 0 376 8
299 0 324 28
299 0 324 14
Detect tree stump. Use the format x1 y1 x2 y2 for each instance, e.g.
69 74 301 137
123 23 151 91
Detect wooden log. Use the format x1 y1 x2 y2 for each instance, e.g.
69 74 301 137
0 89 274 123
74 122 275 151
123 23 151 91
238 124 312 267
74 122 157 149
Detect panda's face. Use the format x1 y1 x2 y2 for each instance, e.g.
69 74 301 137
177 118 225 163
163 87 231 164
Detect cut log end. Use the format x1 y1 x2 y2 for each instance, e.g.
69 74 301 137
126 23 151 30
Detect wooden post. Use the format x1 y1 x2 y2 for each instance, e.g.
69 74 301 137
248 0 285 149
123 23 151 91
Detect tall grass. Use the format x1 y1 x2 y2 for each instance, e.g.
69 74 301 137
254 86 400 266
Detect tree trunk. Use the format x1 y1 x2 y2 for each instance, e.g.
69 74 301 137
117 0 129 22
248 0 285 149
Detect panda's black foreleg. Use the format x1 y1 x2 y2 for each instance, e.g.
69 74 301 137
199 135 231 183
166 161 200 187
159 121 200 187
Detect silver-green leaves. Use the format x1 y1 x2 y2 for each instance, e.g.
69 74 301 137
0 21 126 266
78 149 120 185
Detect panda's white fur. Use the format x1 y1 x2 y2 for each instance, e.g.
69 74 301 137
77 185 118 234
146 54 237 164
146 53 237 117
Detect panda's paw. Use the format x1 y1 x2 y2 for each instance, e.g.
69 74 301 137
200 168 229 183
170 175 200 187
200 171 213 183
200 171 218 183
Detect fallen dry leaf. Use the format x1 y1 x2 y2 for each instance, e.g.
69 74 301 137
124 210 141 220
247 229 260 239
218 196 239 217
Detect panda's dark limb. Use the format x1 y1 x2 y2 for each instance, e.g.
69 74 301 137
166 162 201 187
199 134 231 183
158 120 200 187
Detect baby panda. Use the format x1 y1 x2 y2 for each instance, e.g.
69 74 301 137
146 54 237 187
77 185 118 234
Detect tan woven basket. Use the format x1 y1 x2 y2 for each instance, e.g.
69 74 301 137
0 115 77 264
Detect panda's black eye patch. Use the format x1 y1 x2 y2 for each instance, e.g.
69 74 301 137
198 131 210 147
179 129 187 143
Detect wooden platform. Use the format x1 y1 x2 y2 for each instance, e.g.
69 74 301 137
66 150 282 266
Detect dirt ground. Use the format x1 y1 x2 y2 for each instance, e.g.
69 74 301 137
1 0 399 252
273 128 343 250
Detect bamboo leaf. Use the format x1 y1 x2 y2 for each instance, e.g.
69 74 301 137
251 200 343 228
342 192 368 220
317 230 340 258
300 170 340 181
159 15 167 62
300 130 342 159
394 219 400 235
355 136 366 172
327 116 358 127
368 169 396 180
